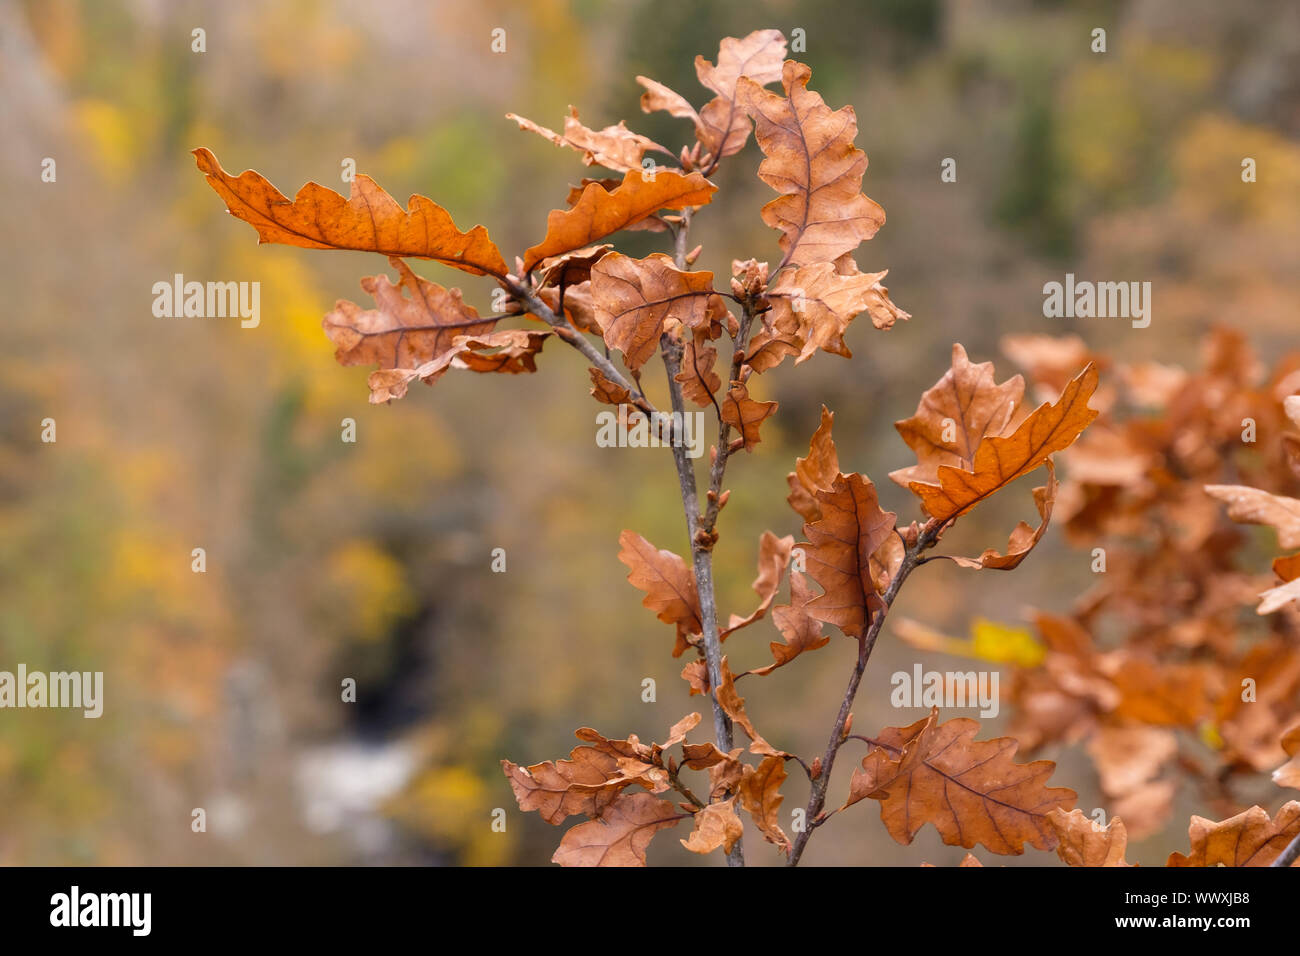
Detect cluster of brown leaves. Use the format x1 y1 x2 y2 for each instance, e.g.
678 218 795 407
565 340 1099 864
947 329 1300 864
194 27 1292 867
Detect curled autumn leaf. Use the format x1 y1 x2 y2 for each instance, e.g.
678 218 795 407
638 30 788 164
748 571 830 676
680 797 744 855
522 169 717 272
890 344 1026 489
1047 809 1132 867
844 708 1077 855
501 748 625 826
552 792 685 867
366 329 550 404
717 657 784 757
946 462 1058 570
693 29 788 160
751 258 908 371
588 366 633 406
738 60 885 269
721 382 778 452
739 754 791 853
1275 724 1300 791
786 405 840 522
676 335 722 407
720 531 794 637
506 106 670 174
193 147 508 276
899 355 1099 522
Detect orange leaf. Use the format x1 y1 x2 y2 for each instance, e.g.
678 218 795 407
717 657 783 757
323 257 498 372
890 343 1026 489
522 169 716 272
193 147 507 276
501 748 627 825
738 61 885 268
947 462 1058 570
588 367 633 406
906 363 1099 522
676 336 722 407
1274 723 1300 791
364 329 549 404
694 29 788 159
761 258 909 366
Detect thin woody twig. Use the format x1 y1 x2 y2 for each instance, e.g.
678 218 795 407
786 519 943 866
1271 829 1300 868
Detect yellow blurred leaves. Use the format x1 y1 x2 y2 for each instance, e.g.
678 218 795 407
892 617 1046 668
324 541 416 644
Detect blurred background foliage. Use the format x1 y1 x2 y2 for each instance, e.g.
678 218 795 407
0 0 1297 865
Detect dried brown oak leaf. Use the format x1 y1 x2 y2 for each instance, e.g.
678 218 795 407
591 253 729 370
522 169 716 272
786 405 840 522
676 335 722 407
721 531 794 638
1167 802 1300 867
552 792 685 867
844 708 1077 855
740 754 792 853
738 60 885 269
638 29 788 162
890 344 1027 489
721 383 778 451
366 330 549 404
323 257 498 371
1047 809 1132 867
748 571 830 676
506 107 670 174
193 147 507 277
680 797 744 855
717 657 784 757
617 530 702 657
588 367 633 406
901 359 1099 522
1275 724 1300 791
754 258 908 370
501 747 629 826
946 462 1058 571
801 472 898 640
